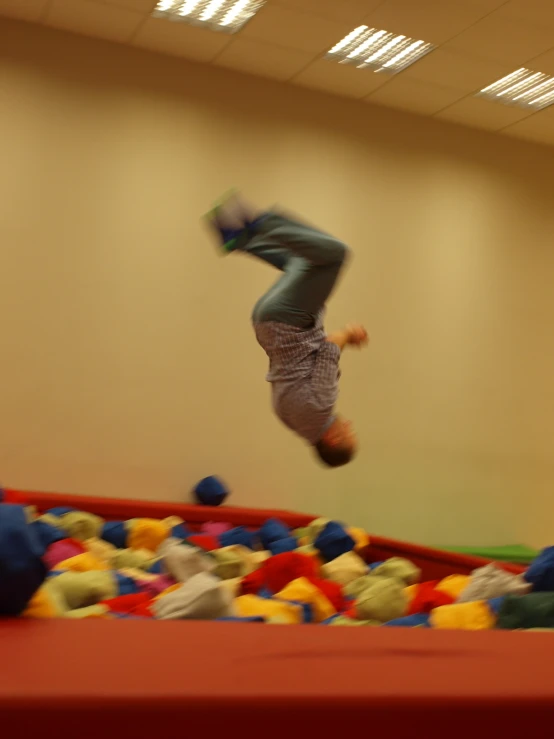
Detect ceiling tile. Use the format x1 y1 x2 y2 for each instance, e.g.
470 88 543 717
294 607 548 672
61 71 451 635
214 37 314 81
493 0 554 31
502 105 554 145
239 4 352 54
403 48 513 93
435 95 535 131
45 0 144 43
133 16 231 61
272 0 382 24
443 14 554 66
366 76 465 115
527 47 554 76
292 57 387 99
362 0 508 45
0 0 49 22
99 0 157 13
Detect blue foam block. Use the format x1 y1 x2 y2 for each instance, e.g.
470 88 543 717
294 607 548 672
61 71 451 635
0 504 47 616
193 476 229 507
219 526 256 550
101 521 128 549
525 547 554 592
314 522 355 562
259 518 290 549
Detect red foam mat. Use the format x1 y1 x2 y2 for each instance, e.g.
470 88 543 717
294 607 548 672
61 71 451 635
2 620 554 738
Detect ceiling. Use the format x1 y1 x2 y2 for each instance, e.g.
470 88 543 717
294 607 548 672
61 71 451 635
2 0 554 147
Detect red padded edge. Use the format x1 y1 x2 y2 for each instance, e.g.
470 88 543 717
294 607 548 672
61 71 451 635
2 620 554 739
4 488 316 529
365 536 526 578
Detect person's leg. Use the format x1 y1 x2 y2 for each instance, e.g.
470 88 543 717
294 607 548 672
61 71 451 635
247 214 349 329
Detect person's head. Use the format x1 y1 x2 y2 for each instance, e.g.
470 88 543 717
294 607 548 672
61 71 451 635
314 417 358 468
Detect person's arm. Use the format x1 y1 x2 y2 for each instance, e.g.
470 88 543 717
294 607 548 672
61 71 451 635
326 324 369 352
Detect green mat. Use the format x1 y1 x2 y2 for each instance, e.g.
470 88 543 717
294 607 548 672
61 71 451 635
443 544 539 565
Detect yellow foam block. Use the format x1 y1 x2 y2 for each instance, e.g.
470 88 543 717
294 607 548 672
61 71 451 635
54 552 108 573
22 585 59 619
348 527 370 552
435 575 471 600
430 600 495 630
234 595 303 625
275 577 336 623
127 518 170 552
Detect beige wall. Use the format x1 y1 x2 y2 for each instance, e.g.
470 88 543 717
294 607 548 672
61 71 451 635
1 18 553 547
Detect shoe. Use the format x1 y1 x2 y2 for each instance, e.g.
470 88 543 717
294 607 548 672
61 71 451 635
204 188 249 254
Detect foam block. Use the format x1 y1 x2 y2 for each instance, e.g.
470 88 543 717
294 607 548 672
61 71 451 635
44 538 87 570
430 600 495 630
31 519 66 551
153 572 233 620
458 563 531 603
49 570 117 611
0 504 47 616
209 545 255 580
259 519 290 550
525 547 554 592
59 512 103 541
127 518 170 552
321 551 367 586
497 593 554 630
219 526 256 550
314 522 355 562
355 577 407 623
372 557 421 585
53 552 109 573
114 572 141 596
101 521 128 549
435 574 471 600
22 584 60 619
275 577 336 623
193 476 229 507
263 552 317 594
268 537 298 556
202 522 232 537
111 548 157 570
406 581 454 615
234 594 303 624
159 539 214 583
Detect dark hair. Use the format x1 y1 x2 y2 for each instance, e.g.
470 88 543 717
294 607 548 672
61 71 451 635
314 439 355 468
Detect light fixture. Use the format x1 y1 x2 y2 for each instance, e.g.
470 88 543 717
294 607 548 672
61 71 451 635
153 0 266 33
478 68 554 110
326 25 434 74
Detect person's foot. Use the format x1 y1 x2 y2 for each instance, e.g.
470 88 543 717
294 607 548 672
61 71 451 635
205 190 267 254
204 189 248 253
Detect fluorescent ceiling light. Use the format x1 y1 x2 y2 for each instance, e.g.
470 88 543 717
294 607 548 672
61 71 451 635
153 0 266 33
478 68 554 110
326 25 434 74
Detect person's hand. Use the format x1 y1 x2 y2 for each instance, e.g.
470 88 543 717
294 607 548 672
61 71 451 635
344 323 369 348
